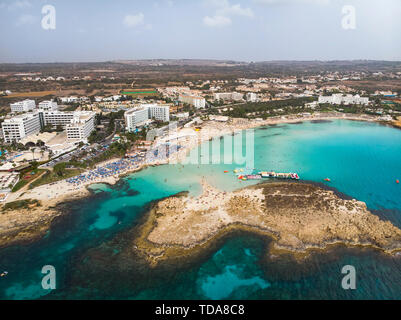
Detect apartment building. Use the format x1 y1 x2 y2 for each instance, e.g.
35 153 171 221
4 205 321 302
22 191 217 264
178 94 206 109
10 99 36 113
1 112 41 143
213 92 244 102
66 112 96 141
124 108 149 132
146 104 170 122
38 100 58 111
40 110 74 128
318 94 369 105
246 92 259 102
124 104 170 132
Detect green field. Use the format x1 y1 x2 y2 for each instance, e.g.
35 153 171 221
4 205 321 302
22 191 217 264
120 89 158 96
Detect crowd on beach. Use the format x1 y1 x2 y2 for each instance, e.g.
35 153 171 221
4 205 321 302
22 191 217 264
66 143 182 187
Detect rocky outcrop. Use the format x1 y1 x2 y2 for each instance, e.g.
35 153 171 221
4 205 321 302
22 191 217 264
135 181 401 264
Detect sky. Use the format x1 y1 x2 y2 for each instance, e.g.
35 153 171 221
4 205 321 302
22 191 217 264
0 0 400 63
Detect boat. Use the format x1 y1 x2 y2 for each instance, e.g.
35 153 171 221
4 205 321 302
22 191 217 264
0 271 8 277
246 175 262 180
258 171 299 180
324 178 331 182
224 170 229 173
397 180 400 184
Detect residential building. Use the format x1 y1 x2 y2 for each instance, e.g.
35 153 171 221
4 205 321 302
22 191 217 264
124 108 149 132
146 104 170 122
66 112 96 141
1 112 41 143
10 99 36 113
38 100 58 111
318 94 369 105
179 94 206 109
213 92 244 102
40 110 74 128
246 92 259 102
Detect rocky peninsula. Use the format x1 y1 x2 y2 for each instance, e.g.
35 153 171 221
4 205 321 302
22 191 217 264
134 181 401 265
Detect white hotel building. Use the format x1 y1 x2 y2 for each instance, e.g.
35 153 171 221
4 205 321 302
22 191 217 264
178 94 206 109
38 100 58 111
66 112 96 141
318 94 369 106
1 113 41 143
40 110 74 128
146 104 170 122
10 99 36 113
124 104 170 132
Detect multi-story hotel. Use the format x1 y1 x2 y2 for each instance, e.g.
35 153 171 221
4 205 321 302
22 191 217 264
38 100 58 111
124 104 170 132
145 104 170 122
1 112 41 143
213 92 244 102
178 94 206 109
124 108 149 132
40 110 75 128
318 94 369 105
66 112 96 141
10 99 36 113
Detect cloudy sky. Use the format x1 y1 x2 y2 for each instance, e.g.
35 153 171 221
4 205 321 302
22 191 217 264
0 0 400 63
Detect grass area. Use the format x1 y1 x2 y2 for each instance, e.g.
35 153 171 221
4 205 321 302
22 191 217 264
12 169 46 192
2 199 41 212
6 91 56 98
29 168 84 189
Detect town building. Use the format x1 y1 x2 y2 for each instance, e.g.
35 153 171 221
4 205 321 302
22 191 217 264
178 94 206 109
124 108 149 132
146 104 170 122
1 112 41 143
40 110 74 128
66 112 96 141
124 104 170 132
38 100 58 111
246 92 259 102
213 92 244 102
10 99 36 113
318 94 369 105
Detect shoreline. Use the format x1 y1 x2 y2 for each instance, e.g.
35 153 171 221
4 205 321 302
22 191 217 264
0 113 397 248
133 181 401 266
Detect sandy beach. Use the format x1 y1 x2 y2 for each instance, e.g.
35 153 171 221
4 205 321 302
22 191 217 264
0 112 390 248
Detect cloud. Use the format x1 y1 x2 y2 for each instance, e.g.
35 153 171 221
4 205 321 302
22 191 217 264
217 3 254 17
254 0 330 5
203 15 232 27
7 0 32 10
123 13 145 28
203 0 254 27
15 13 35 26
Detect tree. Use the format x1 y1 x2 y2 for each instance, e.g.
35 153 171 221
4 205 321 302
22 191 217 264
30 147 36 160
53 163 67 177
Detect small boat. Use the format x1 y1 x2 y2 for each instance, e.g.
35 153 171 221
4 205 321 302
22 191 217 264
0 271 8 277
324 178 331 182
224 170 229 173
397 180 400 184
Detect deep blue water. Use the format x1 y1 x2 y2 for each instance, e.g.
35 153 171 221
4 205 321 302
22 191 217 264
1 119 401 300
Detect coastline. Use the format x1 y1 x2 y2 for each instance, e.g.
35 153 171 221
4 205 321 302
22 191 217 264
132 181 401 266
0 113 395 248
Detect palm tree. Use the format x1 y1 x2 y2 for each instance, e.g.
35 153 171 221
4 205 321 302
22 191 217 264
30 147 36 161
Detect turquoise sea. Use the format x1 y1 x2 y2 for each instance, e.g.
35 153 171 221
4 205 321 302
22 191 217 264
1 119 401 300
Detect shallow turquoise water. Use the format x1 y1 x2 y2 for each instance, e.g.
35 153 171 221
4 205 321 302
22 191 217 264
1 119 401 300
